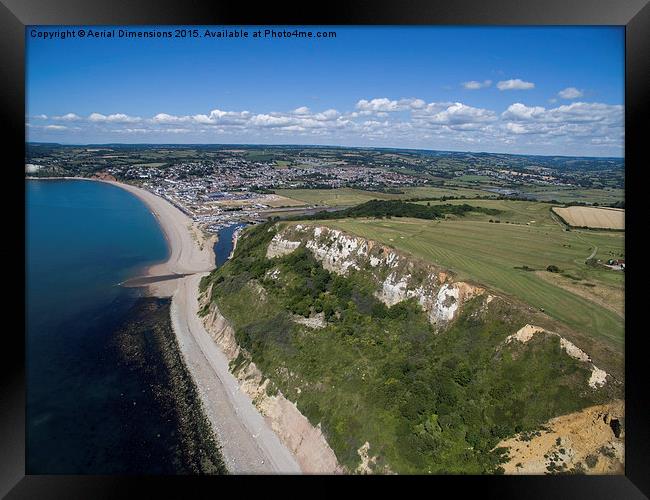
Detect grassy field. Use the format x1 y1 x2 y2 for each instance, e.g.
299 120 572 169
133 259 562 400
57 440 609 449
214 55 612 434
274 160 292 169
521 187 624 204
413 199 625 287
438 179 624 206
132 162 167 168
317 209 624 350
214 194 305 209
415 198 558 225
277 186 491 207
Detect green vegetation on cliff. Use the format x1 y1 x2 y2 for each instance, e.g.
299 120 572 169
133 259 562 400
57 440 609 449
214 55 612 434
201 222 618 474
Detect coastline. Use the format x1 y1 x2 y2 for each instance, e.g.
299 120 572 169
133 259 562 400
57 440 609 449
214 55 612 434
48 177 302 473
101 180 216 297
27 176 211 295
173 274 301 473
112 295 228 474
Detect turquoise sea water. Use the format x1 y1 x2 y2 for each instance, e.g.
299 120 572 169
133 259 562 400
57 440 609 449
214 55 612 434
26 179 175 473
27 180 168 330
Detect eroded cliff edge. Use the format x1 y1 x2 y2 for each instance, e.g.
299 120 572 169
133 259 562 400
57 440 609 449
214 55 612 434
198 289 343 473
199 221 623 474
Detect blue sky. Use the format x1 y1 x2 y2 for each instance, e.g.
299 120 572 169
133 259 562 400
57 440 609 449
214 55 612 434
26 26 624 156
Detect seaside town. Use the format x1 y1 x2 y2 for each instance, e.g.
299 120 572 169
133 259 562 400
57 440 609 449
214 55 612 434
25 144 624 233
114 160 426 232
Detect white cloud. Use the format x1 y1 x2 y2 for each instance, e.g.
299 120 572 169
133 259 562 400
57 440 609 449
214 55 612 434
498 101 623 143
111 128 150 134
356 98 400 112
313 109 340 120
505 122 529 134
250 114 295 128
462 80 492 90
30 97 623 156
502 102 622 124
89 112 141 123
54 113 81 121
558 87 584 99
151 113 191 124
497 79 535 90
355 97 425 113
550 102 623 124
416 102 497 126
191 109 250 125
502 103 546 121
406 98 426 109
191 114 215 125
109 113 141 123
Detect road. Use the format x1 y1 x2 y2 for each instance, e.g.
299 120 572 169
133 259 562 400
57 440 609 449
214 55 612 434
171 273 301 474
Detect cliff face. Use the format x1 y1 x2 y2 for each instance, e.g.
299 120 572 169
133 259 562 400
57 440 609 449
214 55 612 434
198 283 343 474
267 224 485 329
202 221 619 474
267 223 612 388
497 399 624 474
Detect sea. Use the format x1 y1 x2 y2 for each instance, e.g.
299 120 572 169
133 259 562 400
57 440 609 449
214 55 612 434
26 179 235 474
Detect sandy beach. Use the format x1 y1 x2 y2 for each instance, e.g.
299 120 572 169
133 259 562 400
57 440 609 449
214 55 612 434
102 181 216 296
104 180 301 473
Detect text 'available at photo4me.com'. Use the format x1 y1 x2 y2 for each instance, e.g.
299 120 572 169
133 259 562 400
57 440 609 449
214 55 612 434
29 27 339 41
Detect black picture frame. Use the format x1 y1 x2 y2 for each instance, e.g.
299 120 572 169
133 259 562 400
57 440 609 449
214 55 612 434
3 0 649 497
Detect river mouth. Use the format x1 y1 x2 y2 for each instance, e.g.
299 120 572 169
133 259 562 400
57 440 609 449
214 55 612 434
213 223 247 268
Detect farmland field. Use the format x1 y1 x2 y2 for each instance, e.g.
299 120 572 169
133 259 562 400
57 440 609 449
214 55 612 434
440 181 625 205
132 162 167 168
414 198 558 225
313 209 624 353
552 206 624 230
277 186 490 207
260 194 307 208
521 187 624 205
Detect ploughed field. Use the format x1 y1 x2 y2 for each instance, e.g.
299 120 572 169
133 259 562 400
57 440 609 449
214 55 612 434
552 206 624 230
318 201 624 352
